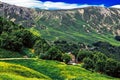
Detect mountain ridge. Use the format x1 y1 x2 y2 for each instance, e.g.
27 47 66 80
0 2 120 45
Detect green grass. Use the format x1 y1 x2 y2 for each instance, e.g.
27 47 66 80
1 59 119 80
0 73 42 80
0 62 51 80
39 26 120 46
35 18 120 46
28 27 41 37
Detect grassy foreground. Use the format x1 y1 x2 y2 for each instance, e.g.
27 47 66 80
0 62 51 80
0 59 119 80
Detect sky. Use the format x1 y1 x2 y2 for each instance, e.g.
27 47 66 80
0 0 120 9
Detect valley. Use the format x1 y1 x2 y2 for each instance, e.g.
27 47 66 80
0 1 120 80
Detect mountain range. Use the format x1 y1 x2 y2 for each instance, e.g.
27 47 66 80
0 1 120 45
0 2 120 79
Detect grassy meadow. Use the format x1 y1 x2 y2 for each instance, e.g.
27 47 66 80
0 59 119 80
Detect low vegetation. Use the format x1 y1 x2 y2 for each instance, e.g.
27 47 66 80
1 59 119 80
0 62 51 80
0 48 22 58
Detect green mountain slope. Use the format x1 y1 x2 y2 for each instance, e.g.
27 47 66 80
0 2 120 45
1 59 119 80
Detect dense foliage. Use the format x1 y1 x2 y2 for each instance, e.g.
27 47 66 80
77 50 93 62
33 39 50 56
78 51 120 78
13 29 38 48
40 46 63 61
115 36 120 41
0 17 38 52
92 41 120 61
62 53 72 64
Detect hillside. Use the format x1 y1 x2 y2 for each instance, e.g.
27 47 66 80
0 59 119 80
0 2 120 45
0 61 51 80
0 2 120 80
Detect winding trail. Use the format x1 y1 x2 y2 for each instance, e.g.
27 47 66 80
0 58 35 60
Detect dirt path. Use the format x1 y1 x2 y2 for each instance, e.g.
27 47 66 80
0 58 35 60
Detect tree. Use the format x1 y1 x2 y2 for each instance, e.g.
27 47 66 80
0 17 24 34
34 39 50 56
83 57 94 70
0 33 23 51
95 60 106 72
93 52 107 63
54 40 80 54
77 50 93 62
105 58 120 77
40 47 63 61
13 29 37 48
115 62 120 77
62 53 72 64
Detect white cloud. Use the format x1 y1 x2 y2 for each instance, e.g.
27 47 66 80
0 0 105 9
111 5 120 8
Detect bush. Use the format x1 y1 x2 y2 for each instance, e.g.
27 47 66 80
62 53 72 64
93 52 107 63
39 53 47 59
40 47 63 61
95 60 106 72
0 33 23 51
92 41 120 61
13 29 37 48
0 17 38 51
0 29 38 51
83 57 94 70
34 39 50 56
77 50 93 62
116 62 120 77
105 58 120 77
82 51 120 78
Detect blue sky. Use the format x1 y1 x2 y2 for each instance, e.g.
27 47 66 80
40 0 120 7
0 0 120 9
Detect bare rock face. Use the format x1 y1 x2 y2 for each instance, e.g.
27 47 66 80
0 2 35 27
0 2 120 36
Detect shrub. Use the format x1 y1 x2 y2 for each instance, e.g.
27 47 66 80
82 51 120 78
77 50 93 62
105 58 120 77
13 29 37 48
93 52 107 63
116 62 120 77
39 53 47 59
0 33 23 51
62 53 72 64
95 60 106 72
83 57 94 70
34 39 50 56
40 47 63 61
